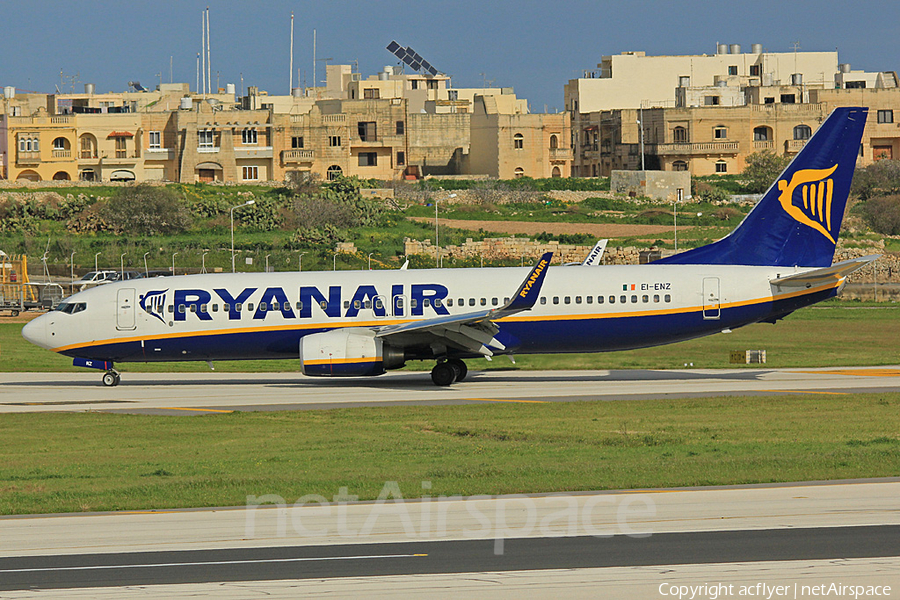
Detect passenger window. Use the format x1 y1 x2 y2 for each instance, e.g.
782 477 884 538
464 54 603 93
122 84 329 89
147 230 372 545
642 295 648 303
319 300 328 310
424 298 431 308
540 297 547 305
248 303 255 312
178 305 186 314
343 301 350 309
200 304 208 313
665 294 672 303
553 297 559 304
631 295 637 303
396 297 404 309
374 299 383 310
447 299 454 307
212 304 219 312
272 302 279 311
575 296 582 304
586 296 592 304
411 299 418 308
492 298 498 306
235 303 242 312
168 305 174 313
259 302 268 312
480 298 486 306
458 298 464 306
597 296 603 304
504 297 509 304
653 295 660 303
364 300 372 309
224 304 231 312
354 300 361 309
468 298 475 306
564 297 571 304
434 299 442 308
296 301 303 310
609 296 615 304
620 296 627 304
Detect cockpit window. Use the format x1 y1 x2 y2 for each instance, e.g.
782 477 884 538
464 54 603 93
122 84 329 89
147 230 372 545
55 302 87 314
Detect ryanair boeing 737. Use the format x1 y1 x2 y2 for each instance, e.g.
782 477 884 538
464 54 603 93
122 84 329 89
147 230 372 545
23 107 874 387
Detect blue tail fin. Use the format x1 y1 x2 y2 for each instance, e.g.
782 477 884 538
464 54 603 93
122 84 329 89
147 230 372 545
656 107 867 267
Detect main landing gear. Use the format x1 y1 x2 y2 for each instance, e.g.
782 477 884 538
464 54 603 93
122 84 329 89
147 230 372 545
102 369 121 387
431 358 467 386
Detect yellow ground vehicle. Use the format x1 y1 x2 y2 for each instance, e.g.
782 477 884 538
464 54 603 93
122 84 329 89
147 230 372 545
0 253 39 316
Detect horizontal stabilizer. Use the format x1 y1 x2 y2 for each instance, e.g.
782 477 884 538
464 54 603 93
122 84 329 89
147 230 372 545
770 255 879 287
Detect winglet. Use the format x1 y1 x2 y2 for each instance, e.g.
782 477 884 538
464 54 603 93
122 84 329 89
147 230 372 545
503 252 553 312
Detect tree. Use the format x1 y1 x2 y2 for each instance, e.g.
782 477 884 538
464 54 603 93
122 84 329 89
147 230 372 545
851 160 900 201
742 151 791 193
103 184 192 235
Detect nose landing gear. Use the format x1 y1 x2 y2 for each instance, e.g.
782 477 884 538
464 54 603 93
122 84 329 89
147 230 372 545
430 358 467 386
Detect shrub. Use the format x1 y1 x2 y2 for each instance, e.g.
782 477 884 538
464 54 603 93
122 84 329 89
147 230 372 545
861 195 900 235
851 160 900 201
102 185 192 235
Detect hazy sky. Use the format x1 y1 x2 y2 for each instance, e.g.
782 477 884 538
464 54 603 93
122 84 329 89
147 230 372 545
3 0 898 112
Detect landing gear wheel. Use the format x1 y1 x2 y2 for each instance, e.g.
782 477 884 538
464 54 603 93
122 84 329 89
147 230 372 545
431 362 456 386
102 370 120 387
447 358 467 382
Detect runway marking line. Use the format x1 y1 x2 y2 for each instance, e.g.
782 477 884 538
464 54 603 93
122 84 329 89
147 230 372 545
158 407 234 413
0 553 429 574
796 368 900 377
465 398 549 404
758 390 848 396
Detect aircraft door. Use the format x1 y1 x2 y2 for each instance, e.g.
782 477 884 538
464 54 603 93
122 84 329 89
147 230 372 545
702 277 720 320
117 288 137 330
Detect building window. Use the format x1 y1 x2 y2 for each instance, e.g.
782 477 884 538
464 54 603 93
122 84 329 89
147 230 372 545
713 126 727 139
199 130 214 148
148 131 161 149
291 136 304 148
363 88 380 99
673 126 688 143
397 151 405 166
242 166 259 180
53 137 66 150
358 152 377 166
878 110 894 124
329 135 341 147
358 122 376 142
396 121 405 135
427 79 438 90
780 94 796 104
514 167 525 178
793 125 812 140
552 166 561 178
704 96 720 106
753 126 771 141
326 165 343 180
672 160 688 171
115 137 127 158
764 97 775 104
728 66 738 76
715 161 728 173
550 134 559 149
448 90 458 101
750 64 761 77
846 81 866 89
514 133 524 149
410 80 419 90
242 128 258 145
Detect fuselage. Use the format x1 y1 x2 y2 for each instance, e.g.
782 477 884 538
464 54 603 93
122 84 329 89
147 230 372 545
22 263 839 364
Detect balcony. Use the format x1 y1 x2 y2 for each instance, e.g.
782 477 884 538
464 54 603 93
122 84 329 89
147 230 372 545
16 151 40 164
282 149 315 163
550 147 574 161
146 147 175 160
753 140 774 151
51 149 72 159
785 139 807 153
650 141 740 156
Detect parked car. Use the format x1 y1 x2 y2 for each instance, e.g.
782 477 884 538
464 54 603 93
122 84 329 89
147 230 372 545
113 270 145 281
74 270 119 291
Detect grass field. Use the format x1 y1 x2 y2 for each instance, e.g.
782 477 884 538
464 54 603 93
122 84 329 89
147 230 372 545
3 301 899 373
0 393 897 515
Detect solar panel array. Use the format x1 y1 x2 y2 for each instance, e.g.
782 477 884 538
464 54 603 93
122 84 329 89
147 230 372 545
387 41 439 76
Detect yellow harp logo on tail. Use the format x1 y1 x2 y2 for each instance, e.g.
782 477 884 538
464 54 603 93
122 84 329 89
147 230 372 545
776 165 839 244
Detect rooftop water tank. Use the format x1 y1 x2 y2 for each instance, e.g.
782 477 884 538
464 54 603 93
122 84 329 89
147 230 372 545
717 43 728 55
751 43 763 54
3 86 14 99
791 73 803 85
226 83 236 95
729 44 741 54
84 83 95 95
180 96 193 110
840 63 852 73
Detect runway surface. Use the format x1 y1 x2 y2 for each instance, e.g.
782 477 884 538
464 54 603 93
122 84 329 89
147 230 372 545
1 480 898 595
3 366 900 414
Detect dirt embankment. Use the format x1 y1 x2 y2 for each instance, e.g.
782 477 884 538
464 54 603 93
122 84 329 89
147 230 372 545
407 217 685 238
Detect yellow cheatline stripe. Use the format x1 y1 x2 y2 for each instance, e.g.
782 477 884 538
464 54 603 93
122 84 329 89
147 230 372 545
757 390 848 395
466 398 549 404
413 554 429 557
158 407 234 413
796 368 900 377
50 282 841 354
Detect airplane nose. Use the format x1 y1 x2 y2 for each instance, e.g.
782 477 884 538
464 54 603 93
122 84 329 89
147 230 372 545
21 315 50 349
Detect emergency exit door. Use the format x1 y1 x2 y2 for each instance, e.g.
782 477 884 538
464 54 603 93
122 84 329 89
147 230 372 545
702 277 720 320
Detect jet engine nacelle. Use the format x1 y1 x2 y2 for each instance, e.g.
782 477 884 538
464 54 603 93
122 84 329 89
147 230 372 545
299 328 404 377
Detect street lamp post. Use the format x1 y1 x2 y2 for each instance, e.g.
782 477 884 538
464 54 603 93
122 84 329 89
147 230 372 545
201 252 208 274
94 252 101 272
70 252 75 294
434 192 457 267
368 252 374 270
230 200 255 273
298 252 306 272
172 252 178 276
265 254 270 273
333 252 339 271
120 253 127 279
143 252 150 277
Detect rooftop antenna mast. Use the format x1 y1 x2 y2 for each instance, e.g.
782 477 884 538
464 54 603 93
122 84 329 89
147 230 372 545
289 12 294 94
206 7 212 94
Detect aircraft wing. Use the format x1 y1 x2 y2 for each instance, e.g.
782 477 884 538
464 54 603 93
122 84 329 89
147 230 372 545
769 255 879 287
375 252 552 356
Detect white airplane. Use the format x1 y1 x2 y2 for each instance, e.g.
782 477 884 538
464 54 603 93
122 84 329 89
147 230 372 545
23 107 874 387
